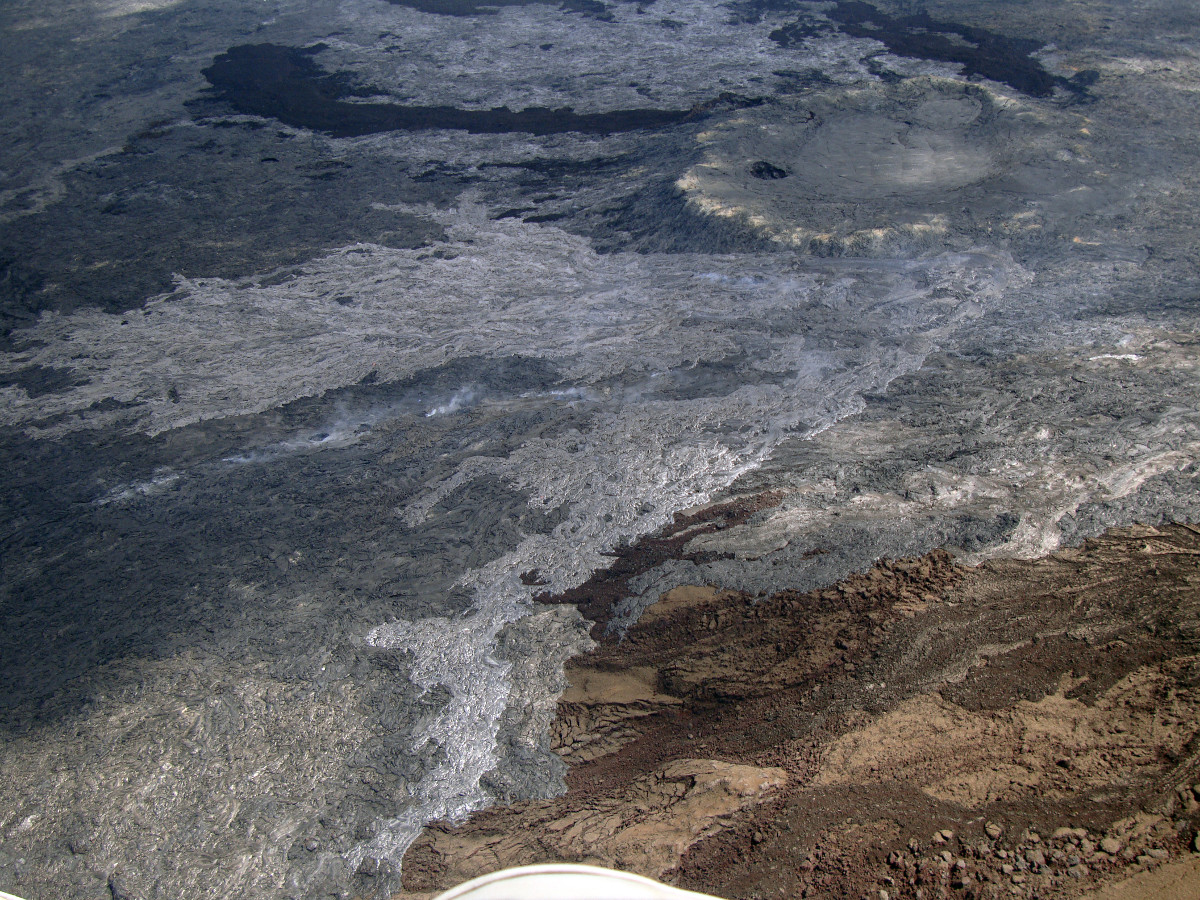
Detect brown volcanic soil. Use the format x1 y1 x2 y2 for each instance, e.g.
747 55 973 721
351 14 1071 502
400 522 1200 900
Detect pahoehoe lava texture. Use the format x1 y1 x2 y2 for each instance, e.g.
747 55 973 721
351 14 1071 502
201 44 706 137
4 0 1200 897
0 123 451 334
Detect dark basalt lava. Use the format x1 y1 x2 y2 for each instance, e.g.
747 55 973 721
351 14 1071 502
749 160 789 179
201 44 706 137
769 0 1096 99
380 0 636 17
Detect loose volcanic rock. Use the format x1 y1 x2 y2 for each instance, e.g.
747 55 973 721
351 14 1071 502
404 524 1200 900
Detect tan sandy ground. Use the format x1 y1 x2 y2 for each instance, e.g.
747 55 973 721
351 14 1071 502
1083 856 1200 900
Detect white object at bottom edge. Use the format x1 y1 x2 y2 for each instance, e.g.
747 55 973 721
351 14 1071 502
433 864 727 900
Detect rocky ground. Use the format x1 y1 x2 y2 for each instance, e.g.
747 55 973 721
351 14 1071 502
399 518 1200 900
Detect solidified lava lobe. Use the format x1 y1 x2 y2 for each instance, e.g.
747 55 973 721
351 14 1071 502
770 0 1081 98
201 44 703 137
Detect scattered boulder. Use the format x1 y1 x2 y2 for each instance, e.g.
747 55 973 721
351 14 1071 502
1100 836 1124 855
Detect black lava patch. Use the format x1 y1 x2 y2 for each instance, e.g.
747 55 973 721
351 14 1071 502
380 0 632 16
750 160 789 179
770 1 1082 98
201 44 700 137
382 0 543 13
